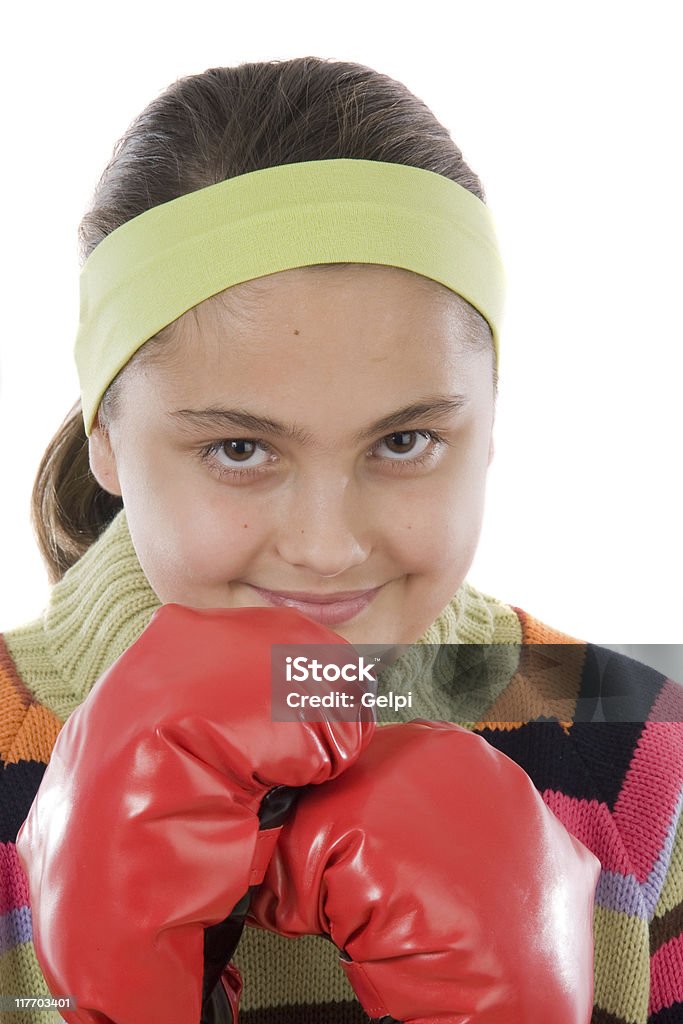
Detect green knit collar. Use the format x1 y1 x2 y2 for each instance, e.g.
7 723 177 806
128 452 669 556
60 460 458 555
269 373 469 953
4 508 521 723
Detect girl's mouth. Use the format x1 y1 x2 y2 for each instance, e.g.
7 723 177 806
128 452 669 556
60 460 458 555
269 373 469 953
248 584 383 625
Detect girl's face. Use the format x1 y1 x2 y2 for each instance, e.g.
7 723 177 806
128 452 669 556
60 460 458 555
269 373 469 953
89 265 495 646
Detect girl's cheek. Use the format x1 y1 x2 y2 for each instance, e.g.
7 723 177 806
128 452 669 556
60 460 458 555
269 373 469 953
183 514 269 572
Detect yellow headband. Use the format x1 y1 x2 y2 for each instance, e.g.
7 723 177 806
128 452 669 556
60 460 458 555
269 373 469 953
75 158 505 436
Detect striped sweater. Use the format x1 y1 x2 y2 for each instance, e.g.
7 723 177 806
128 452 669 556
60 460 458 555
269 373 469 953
1 508 682 1023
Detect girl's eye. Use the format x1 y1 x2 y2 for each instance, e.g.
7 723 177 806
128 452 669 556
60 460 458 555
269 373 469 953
198 430 446 482
372 431 433 461
212 439 271 465
197 439 277 480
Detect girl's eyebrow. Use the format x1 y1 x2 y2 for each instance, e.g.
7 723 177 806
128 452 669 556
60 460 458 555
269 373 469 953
167 394 469 445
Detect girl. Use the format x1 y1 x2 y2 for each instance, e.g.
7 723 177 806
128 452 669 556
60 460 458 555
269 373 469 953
2 56 681 1023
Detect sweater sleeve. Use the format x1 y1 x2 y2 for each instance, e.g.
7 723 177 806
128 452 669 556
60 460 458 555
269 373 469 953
649 798 683 1022
597 664 683 1024
1 633 64 1022
646 715 683 1022
508 624 683 1024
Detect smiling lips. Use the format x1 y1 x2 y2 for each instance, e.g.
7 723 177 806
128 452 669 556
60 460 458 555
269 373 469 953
249 585 383 625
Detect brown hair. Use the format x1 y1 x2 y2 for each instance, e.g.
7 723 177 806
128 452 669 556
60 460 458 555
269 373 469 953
33 56 493 583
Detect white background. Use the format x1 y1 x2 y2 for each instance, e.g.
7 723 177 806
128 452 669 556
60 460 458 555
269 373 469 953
1 2 681 670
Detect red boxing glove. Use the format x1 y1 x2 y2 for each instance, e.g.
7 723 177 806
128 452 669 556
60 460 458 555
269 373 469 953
248 720 601 1024
16 603 375 1024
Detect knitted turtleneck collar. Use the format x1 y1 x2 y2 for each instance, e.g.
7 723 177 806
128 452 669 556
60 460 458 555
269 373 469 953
4 508 522 724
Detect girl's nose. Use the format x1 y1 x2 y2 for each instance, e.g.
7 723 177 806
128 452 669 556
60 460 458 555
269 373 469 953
274 478 369 578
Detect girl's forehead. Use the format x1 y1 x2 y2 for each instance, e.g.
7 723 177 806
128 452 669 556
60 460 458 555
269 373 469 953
130 264 493 402
193 264 474 322
118 272 495 441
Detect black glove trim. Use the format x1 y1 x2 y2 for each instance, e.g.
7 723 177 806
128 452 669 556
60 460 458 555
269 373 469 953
200 785 302 1023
